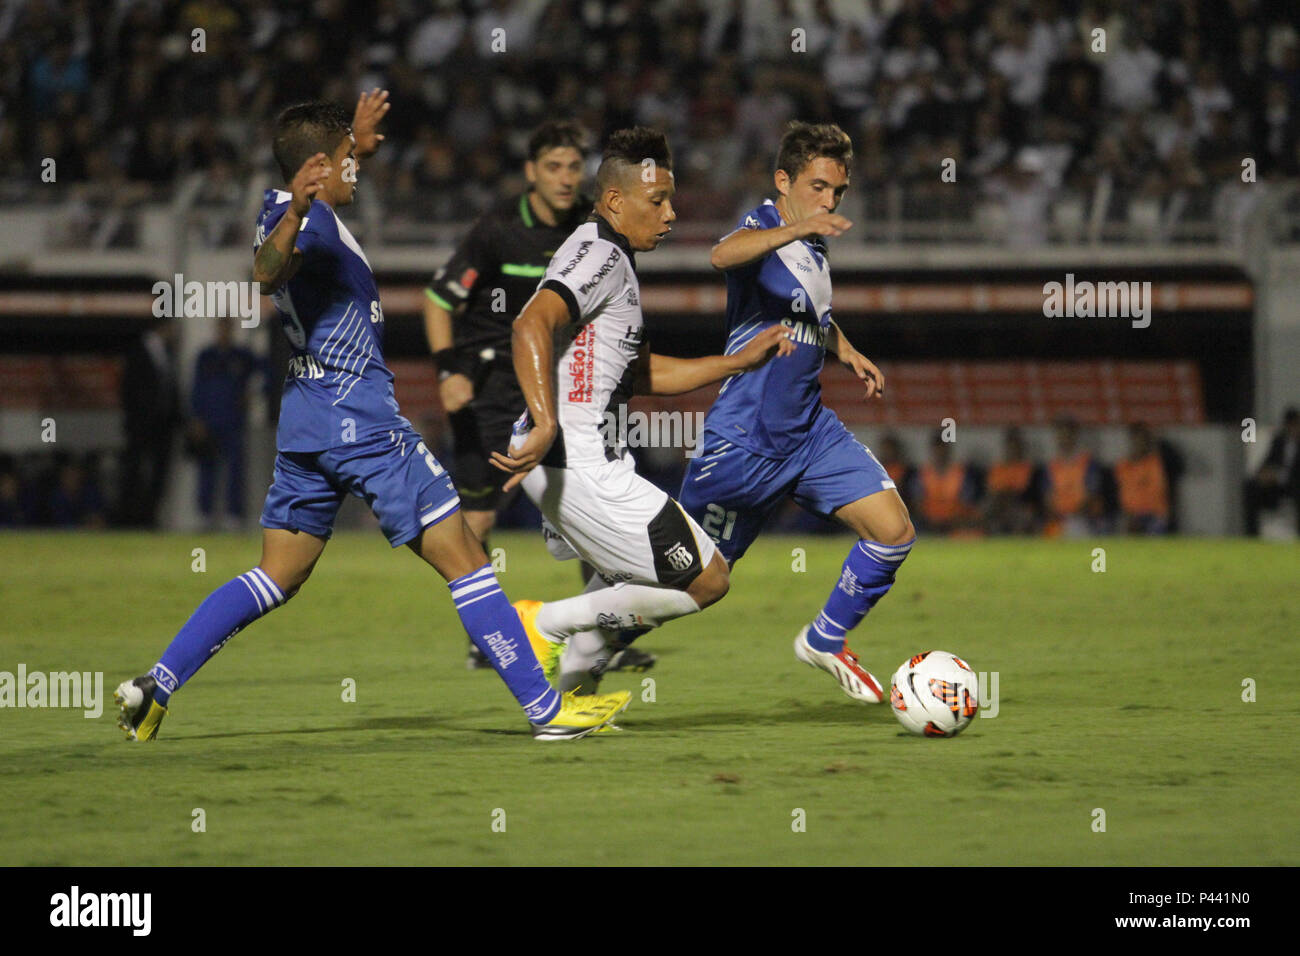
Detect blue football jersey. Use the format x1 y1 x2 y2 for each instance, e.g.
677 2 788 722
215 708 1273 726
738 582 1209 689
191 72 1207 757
254 189 407 452
702 199 834 458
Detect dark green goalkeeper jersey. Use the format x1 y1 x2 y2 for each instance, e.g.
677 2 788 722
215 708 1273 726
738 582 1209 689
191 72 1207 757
426 192 593 376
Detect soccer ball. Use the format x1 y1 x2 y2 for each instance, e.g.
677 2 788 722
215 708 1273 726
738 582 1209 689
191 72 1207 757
889 651 979 738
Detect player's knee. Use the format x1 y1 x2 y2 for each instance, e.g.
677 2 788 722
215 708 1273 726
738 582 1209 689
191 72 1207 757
260 566 307 602
689 556 730 609
872 510 916 547
892 515 918 547
868 494 920 546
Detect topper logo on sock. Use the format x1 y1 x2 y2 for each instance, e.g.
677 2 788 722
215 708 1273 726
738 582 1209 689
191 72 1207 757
836 567 860 596
482 631 519 669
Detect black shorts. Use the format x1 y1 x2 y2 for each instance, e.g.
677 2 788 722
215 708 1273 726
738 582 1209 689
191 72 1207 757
447 364 524 513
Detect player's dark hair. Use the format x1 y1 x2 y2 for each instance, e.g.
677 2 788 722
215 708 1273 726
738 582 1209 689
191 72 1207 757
528 120 590 161
596 127 672 193
272 101 352 183
775 121 853 181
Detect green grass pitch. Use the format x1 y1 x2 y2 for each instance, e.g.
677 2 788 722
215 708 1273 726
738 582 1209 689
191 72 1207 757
1 529 1295 865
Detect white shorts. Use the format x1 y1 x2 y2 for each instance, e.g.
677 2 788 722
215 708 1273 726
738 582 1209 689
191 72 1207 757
520 453 717 588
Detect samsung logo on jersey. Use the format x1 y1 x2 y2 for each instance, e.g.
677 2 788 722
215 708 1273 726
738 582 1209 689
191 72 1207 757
780 317 826 347
558 240 593 277
578 249 622 295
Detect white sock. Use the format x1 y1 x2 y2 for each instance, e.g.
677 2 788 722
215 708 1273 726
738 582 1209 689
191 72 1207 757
537 582 700 641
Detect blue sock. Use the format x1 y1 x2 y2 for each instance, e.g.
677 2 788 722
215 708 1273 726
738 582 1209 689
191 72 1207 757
150 567 286 704
807 538 915 653
449 565 561 724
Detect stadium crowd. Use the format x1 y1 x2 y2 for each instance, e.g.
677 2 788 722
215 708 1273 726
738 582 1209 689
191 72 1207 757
874 419 1185 537
2 0 1299 240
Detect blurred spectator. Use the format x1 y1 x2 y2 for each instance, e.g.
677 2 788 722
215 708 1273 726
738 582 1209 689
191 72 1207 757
982 146 1057 247
735 67 796 158
824 24 878 129
1115 423 1171 534
0 452 109 529
48 454 107 529
1243 407 1300 537
27 30 89 115
1101 25 1163 113
875 432 916 511
188 319 269 531
913 431 981 535
990 13 1053 110
1258 80 1298 177
1187 62 1233 138
118 318 182 528
882 20 939 83
984 426 1042 534
0 462 24 527
1044 417 1106 536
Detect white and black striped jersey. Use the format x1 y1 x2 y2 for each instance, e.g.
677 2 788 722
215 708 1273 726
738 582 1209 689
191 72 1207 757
533 215 645 469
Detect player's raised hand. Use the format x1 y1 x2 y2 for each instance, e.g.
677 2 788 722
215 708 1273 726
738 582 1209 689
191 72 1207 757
733 324 796 372
290 153 331 218
490 424 556 492
799 212 853 239
352 88 390 157
843 350 885 399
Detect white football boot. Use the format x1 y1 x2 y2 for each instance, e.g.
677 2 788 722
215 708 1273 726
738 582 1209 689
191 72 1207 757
794 625 885 703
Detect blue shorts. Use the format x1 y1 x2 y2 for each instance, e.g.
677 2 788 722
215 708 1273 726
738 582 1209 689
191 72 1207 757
261 426 461 548
678 406 894 564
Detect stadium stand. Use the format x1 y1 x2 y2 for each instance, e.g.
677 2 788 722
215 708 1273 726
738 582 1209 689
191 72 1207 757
3 0 1299 244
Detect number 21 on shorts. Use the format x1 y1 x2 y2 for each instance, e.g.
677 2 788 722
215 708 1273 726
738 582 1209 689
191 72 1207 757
701 504 736 542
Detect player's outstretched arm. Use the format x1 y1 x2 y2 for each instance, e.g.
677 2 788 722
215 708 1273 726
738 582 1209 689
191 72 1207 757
709 213 853 271
253 152 331 292
827 318 885 399
638 325 794 396
489 288 568 490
